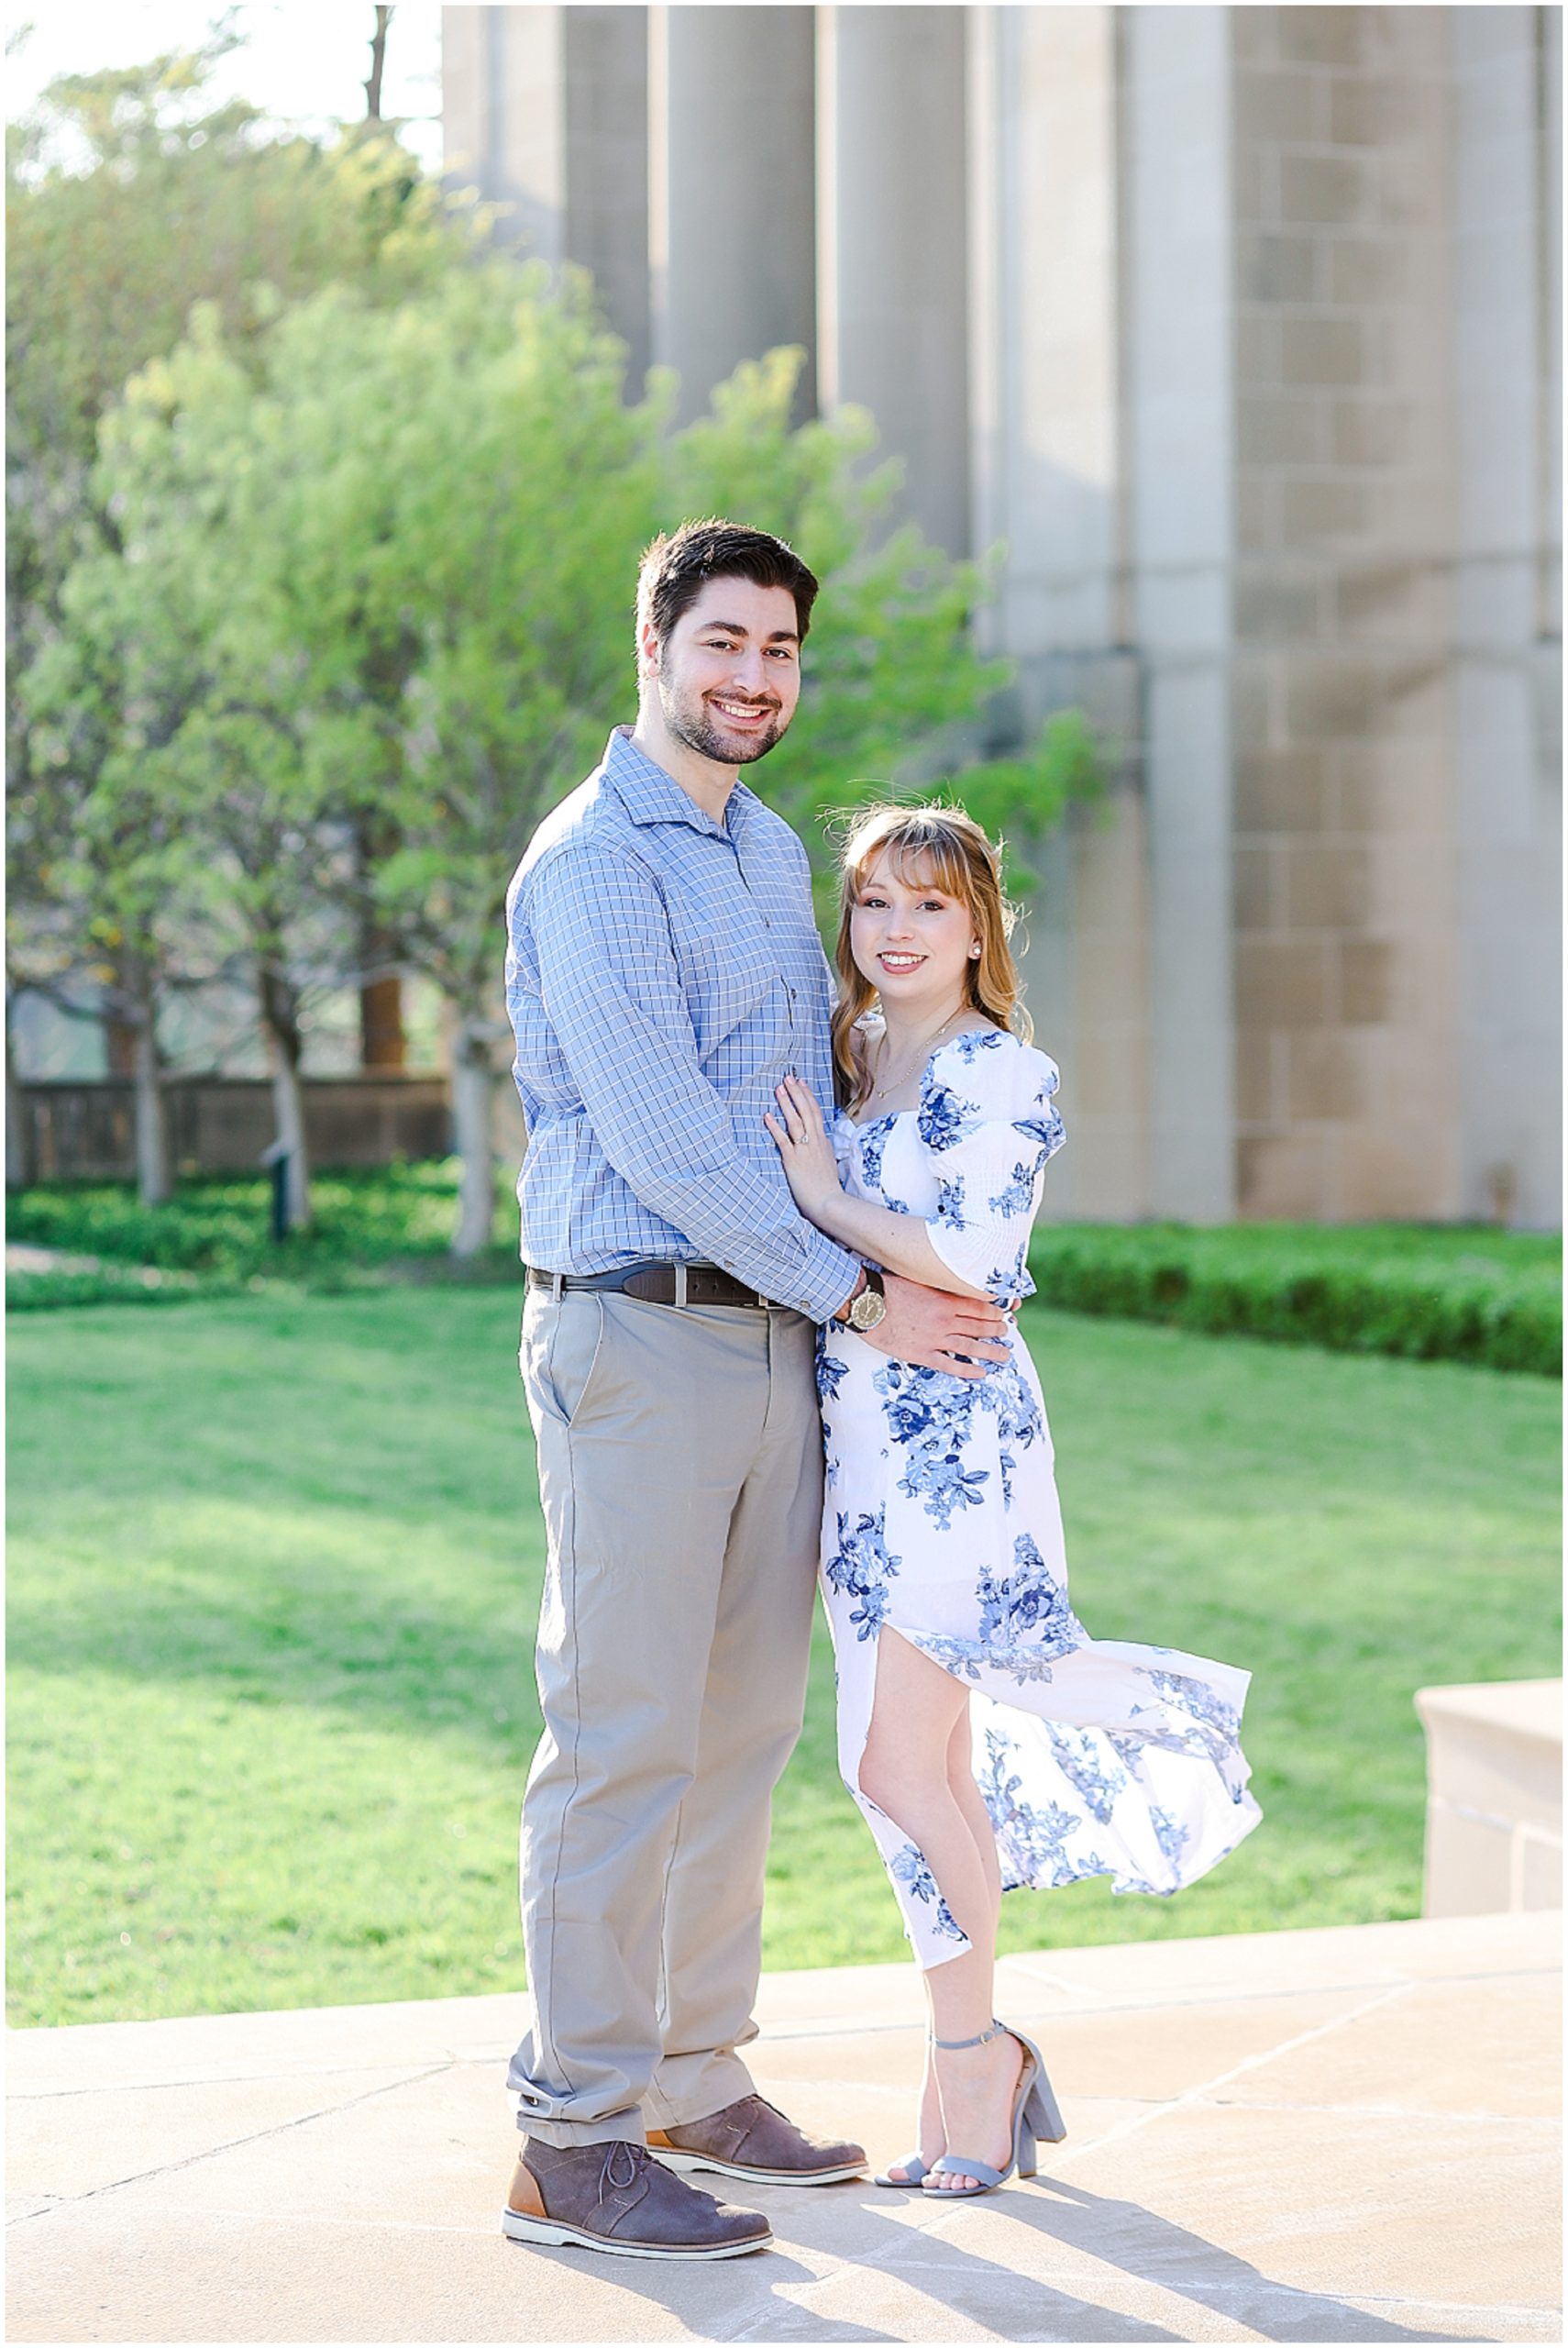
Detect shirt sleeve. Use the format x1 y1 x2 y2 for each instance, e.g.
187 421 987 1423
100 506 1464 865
914 1034 1066 1303
521 841 861 1323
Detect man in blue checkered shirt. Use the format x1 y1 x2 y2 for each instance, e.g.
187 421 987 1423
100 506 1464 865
501 521 1010 2263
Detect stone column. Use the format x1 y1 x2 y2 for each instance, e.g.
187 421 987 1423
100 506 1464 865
1449 6 1562 1227
1229 5 1459 1223
564 8 650 387
441 6 649 382
1125 5 1237 1221
441 6 569 260
817 6 969 551
968 5 1121 649
648 6 817 424
967 6 1149 1218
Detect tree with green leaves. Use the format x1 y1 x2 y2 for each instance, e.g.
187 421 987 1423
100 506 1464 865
68 264 659 1241
665 348 1105 912
6 23 475 1199
49 257 1104 1247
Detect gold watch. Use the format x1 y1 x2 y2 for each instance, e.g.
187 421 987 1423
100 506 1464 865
844 1268 888 1333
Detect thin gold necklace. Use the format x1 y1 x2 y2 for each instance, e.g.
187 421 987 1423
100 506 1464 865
868 1007 966 1102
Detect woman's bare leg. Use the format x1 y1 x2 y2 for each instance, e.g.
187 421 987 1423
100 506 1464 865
946 1704 1003 1953
858 1631 1025 2191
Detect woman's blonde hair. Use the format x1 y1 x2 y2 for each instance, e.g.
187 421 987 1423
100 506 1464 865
829 802 1031 1109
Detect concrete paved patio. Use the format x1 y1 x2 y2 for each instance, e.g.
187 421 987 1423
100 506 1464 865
7 1911 1560 2344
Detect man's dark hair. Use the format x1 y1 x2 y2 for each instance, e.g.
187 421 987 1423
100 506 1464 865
636 519 820 649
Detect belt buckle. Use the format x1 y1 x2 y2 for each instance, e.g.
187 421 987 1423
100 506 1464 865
672 1263 688 1310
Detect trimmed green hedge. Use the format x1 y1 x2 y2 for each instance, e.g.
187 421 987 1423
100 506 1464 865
6 1164 515 1311
9 1172 1561 1376
1028 1222 1561 1377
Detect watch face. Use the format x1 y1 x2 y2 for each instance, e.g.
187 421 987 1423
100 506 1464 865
851 1289 887 1332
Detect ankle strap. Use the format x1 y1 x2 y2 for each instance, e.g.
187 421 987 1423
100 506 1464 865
932 2019 1007 2051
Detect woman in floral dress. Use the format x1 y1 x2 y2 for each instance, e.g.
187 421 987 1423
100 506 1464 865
766 803 1260 2198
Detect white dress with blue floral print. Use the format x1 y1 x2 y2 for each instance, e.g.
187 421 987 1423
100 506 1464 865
818 1024 1262 1968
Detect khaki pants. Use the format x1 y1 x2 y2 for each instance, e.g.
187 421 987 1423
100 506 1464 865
506 1288 823 2146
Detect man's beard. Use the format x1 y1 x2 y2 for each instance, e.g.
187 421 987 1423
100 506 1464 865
660 677 787 766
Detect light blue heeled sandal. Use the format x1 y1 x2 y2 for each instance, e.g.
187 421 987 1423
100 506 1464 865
923 2020 1066 2196
873 2150 932 2188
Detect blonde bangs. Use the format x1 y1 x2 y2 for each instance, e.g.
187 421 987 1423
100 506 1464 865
847 820 975 909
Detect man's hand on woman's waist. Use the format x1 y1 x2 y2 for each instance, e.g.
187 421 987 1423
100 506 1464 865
835 1270 1010 1380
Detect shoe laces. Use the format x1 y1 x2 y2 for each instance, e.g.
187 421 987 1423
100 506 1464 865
602 2140 646 2194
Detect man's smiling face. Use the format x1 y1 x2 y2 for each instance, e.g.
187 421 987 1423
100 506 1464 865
644 576 802 768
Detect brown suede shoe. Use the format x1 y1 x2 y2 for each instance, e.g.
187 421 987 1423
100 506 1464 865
502 2137 771 2262
647 2094 867 2187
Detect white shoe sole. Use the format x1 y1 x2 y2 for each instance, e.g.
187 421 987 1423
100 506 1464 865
502 2208 771 2261
648 2148 867 2188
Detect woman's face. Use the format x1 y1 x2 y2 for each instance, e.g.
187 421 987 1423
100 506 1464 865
849 852 979 1019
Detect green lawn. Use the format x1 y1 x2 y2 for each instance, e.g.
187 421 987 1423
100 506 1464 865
7 1290 1560 2026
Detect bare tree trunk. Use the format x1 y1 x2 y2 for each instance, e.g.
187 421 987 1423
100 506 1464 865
359 966 406 1068
6 987 34 1192
450 1017 497 1257
125 958 171 1205
259 963 312 1230
355 814 406 1068
105 1010 137 1076
364 6 392 120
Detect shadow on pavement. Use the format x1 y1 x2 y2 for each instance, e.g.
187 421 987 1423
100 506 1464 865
499 2176 1478 2345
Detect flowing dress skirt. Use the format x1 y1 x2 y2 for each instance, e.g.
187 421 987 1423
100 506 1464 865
818 1318 1262 1968
820 1024 1261 1966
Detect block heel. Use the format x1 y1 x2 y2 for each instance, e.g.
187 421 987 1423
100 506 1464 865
1024 2063 1066 2145
924 2020 1068 2196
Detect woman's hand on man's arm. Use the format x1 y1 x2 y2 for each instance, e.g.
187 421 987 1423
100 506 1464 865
767 1075 1010 1376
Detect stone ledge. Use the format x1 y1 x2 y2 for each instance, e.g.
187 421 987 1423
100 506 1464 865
7 1911 1560 2343
1417 1678 1563 1917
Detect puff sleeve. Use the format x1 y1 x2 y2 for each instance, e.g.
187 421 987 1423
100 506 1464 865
914 1029 1065 1303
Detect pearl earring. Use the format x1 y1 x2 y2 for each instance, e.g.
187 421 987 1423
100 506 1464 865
968 944 981 958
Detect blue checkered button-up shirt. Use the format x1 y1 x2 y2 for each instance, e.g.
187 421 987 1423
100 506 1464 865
504 727 861 1323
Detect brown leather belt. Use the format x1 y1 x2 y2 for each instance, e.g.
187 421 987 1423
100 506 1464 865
526 1261 771 1310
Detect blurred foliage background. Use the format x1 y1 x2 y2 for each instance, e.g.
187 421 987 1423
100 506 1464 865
7 31 1103 1246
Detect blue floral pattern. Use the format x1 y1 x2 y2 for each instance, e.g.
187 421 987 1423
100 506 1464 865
889 1843 966 1942
1150 1805 1192 1872
978 1729 1086 1890
1043 1723 1129 1826
916 1081 975 1154
911 1628 1062 1689
847 1114 912 1214
814 1023 1261 1966
951 1027 1007 1067
1014 1107 1066 1155
988 1160 1038 1220
1142 1666 1243 1752
983 1361 1042 1509
977 1534 1080 1649
855 1117 896 1194
871 1360 989 1531
823 1508 900 1642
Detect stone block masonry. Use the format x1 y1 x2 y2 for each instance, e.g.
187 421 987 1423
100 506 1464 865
441 5 1561 1225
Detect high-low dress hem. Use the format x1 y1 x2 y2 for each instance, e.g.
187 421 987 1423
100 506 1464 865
818 1025 1261 1971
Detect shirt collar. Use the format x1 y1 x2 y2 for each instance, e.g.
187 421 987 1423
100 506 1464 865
601 726 758 843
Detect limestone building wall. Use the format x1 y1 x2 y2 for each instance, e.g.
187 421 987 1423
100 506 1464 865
1231 6 1461 1220
441 3 1562 1228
